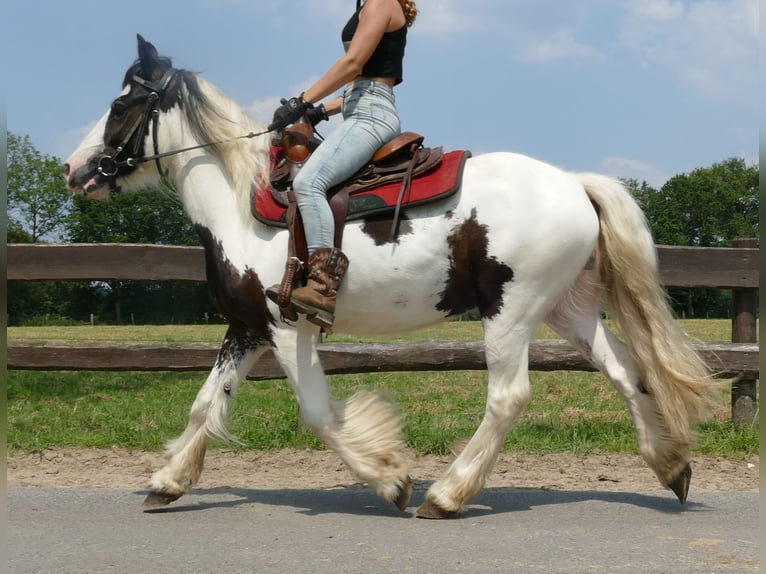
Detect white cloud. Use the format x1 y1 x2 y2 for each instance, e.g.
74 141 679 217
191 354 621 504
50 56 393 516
246 83 343 134
618 0 757 104
247 74 321 124
629 0 685 21
211 0 756 107
428 1 608 64
197 0 346 27
54 121 100 161
517 29 602 63
247 96 283 127
600 156 670 188
415 0 487 34
303 0 353 22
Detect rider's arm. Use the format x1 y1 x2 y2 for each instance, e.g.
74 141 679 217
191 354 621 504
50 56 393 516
302 0 394 103
322 96 343 117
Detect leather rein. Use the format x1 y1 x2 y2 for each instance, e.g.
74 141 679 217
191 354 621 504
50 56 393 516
97 68 273 192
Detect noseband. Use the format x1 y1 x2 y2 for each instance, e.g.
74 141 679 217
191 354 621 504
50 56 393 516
96 68 274 194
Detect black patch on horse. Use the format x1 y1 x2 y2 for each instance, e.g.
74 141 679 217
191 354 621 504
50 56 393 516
195 225 275 342
436 208 514 320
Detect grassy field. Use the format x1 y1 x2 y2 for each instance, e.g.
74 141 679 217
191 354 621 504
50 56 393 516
7 320 758 457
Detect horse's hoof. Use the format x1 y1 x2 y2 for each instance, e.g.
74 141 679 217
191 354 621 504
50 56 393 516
394 476 413 511
143 491 183 509
668 463 692 504
416 498 457 519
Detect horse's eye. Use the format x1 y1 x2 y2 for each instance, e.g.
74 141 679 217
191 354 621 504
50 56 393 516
110 101 128 119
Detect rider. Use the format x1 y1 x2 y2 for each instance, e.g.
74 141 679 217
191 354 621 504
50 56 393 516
268 0 418 329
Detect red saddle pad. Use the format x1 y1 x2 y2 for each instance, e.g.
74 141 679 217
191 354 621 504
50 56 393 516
253 149 471 227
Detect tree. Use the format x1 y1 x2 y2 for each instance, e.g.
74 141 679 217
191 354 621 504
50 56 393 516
66 187 197 245
626 158 759 318
631 158 758 247
7 132 71 242
66 189 218 324
6 133 218 325
6 132 77 325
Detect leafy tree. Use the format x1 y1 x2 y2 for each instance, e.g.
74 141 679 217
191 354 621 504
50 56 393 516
67 188 197 245
7 223 32 243
626 158 759 318
7 133 217 324
7 132 71 242
6 132 77 325
633 158 758 247
66 189 218 324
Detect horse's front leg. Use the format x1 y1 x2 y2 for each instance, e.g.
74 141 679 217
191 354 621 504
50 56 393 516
143 326 268 507
272 325 412 510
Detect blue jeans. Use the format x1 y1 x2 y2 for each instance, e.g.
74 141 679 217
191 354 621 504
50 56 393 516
293 79 401 254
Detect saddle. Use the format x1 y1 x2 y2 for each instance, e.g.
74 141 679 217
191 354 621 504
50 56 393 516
268 129 443 238
257 122 470 319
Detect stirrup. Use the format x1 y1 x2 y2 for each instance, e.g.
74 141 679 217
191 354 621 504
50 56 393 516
291 299 335 330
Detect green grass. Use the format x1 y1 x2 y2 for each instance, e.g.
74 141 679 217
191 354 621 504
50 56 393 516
7 324 230 343
7 320 758 458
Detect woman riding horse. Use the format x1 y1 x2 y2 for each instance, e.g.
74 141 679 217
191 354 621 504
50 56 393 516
62 33 716 518
268 0 418 329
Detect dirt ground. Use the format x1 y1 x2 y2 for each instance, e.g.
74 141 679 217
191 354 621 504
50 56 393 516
7 448 759 494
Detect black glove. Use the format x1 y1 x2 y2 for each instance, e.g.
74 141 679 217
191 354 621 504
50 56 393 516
268 95 312 131
305 104 329 127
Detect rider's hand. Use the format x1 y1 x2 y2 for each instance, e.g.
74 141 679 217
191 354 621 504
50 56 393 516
268 95 312 131
305 104 329 127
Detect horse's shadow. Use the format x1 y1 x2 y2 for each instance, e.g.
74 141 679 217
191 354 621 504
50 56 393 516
139 480 707 518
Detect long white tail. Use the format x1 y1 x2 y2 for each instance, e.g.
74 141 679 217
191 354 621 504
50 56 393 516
579 173 717 446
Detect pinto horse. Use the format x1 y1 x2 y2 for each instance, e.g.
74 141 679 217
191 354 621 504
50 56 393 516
63 35 715 518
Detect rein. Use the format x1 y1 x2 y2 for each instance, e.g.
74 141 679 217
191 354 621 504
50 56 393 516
97 68 275 192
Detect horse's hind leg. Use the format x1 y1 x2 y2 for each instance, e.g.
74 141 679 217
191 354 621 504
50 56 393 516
143 326 268 507
417 321 533 518
544 271 695 502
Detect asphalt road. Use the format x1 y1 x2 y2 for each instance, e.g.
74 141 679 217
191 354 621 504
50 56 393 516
8 485 758 573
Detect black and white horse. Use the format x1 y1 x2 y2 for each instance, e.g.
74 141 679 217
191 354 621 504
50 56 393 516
63 36 715 518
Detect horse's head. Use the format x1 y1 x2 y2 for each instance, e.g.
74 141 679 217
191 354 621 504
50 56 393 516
63 35 181 199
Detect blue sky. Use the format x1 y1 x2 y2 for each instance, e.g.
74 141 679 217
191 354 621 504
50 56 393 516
6 0 758 189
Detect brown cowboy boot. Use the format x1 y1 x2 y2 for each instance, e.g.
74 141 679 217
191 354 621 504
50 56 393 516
290 247 349 328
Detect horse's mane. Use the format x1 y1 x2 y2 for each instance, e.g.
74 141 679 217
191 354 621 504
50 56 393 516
127 59 270 219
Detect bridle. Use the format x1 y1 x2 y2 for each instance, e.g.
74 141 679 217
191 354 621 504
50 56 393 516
96 67 274 193
96 68 175 192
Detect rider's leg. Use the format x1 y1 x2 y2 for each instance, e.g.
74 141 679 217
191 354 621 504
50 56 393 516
290 80 401 327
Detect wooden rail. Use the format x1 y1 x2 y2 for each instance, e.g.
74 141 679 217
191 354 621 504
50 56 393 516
7 242 759 421
6 340 758 381
7 243 759 288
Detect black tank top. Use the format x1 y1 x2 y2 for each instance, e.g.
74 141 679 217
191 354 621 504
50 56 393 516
341 6 407 85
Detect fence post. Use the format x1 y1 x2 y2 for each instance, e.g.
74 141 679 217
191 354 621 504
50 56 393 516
730 237 758 425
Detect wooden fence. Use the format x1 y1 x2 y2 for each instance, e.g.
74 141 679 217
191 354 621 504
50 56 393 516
7 240 759 423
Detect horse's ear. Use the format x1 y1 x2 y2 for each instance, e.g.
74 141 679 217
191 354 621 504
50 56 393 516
136 34 159 74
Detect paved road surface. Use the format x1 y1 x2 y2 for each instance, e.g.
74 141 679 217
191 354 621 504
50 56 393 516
9 485 758 573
